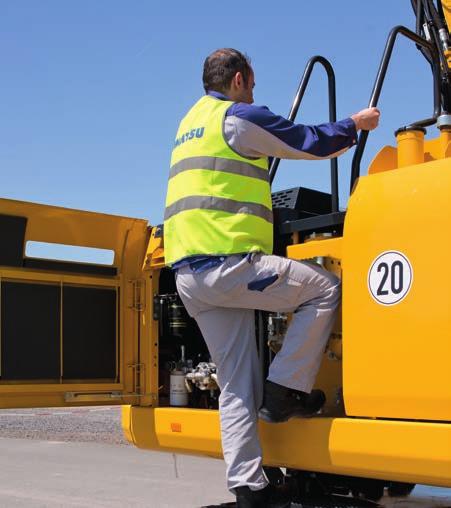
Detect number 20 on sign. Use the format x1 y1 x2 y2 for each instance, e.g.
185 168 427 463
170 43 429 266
368 251 413 306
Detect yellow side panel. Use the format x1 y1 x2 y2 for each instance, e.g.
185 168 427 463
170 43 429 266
123 406 451 487
0 198 149 408
342 159 451 421
287 237 342 259
0 198 145 259
368 145 397 174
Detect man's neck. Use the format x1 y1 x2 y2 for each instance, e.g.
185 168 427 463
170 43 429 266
207 90 230 101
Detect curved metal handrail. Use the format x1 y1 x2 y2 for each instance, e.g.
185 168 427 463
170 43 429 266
349 25 440 193
269 55 340 213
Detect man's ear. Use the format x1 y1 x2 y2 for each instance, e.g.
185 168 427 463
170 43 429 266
230 72 242 91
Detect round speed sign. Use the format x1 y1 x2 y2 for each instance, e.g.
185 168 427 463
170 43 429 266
368 251 413 305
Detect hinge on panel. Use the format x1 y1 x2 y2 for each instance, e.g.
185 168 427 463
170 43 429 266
64 390 154 402
65 391 123 403
128 279 145 311
128 362 145 395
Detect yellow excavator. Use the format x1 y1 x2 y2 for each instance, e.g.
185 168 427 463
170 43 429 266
0 1 450 505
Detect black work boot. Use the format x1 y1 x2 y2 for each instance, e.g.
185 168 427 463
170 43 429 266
258 380 325 423
235 484 291 508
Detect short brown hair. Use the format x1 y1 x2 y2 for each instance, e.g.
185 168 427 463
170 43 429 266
202 48 252 94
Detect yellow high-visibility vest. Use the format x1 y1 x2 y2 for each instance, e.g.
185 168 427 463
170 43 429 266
164 95 273 266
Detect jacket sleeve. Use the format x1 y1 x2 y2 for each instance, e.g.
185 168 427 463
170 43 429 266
224 102 358 160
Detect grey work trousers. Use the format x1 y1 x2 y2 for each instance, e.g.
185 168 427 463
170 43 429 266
175 253 341 492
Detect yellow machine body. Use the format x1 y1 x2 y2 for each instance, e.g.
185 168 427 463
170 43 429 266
344 153 451 423
123 128 451 488
123 407 451 487
0 130 450 490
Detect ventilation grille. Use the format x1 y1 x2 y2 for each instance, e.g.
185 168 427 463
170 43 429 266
271 188 301 209
271 186 332 214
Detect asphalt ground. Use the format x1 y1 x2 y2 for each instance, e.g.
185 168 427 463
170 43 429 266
0 406 128 445
0 406 450 507
0 437 233 507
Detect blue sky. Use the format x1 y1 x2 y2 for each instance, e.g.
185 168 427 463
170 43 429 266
1 1 436 225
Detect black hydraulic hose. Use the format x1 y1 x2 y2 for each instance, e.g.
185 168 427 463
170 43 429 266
416 0 424 33
349 25 438 192
426 0 446 31
424 0 450 69
425 0 451 112
412 0 450 113
431 23 450 71
268 55 339 212
415 0 425 43
411 0 434 69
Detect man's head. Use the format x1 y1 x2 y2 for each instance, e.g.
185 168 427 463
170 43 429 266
203 48 255 104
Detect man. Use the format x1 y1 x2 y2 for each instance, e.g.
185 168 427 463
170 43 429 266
164 48 379 508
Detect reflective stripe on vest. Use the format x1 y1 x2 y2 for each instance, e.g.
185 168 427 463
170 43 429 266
169 156 270 182
164 95 272 266
164 195 274 223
